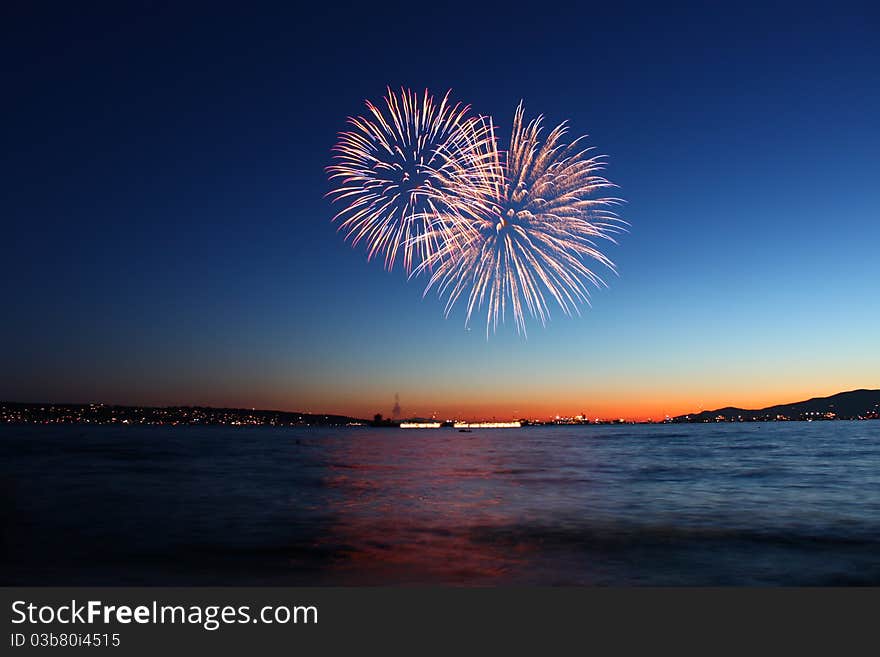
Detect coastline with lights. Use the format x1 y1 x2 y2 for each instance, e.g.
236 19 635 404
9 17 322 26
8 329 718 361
2 389 878 428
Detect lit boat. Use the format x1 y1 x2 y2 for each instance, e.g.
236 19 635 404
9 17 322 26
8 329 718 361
399 422 442 429
452 421 521 429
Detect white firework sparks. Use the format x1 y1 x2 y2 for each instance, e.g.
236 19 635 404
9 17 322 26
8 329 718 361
326 87 497 274
418 103 626 336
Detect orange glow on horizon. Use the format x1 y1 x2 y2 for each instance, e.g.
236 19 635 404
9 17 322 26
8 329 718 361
279 383 877 423
101 377 878 425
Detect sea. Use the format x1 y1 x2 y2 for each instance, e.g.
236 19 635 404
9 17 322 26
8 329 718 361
2 422 879 585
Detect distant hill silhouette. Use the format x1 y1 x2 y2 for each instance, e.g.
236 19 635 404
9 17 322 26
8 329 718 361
673 389 880 422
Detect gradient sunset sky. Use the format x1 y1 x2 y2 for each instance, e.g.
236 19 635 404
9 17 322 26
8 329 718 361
2 2 878 420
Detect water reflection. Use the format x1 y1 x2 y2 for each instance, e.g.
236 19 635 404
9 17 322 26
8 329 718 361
319 432 530 584
3 423 880 585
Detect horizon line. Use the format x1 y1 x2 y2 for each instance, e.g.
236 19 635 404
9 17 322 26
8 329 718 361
2 387 877 423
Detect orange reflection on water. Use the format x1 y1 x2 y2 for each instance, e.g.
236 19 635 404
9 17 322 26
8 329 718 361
316 431 535 584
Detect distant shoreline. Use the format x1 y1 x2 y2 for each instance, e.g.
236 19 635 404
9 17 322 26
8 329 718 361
2 389 879 428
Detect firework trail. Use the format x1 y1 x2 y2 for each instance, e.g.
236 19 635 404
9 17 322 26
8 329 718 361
326 87 498 274
418 103 625 336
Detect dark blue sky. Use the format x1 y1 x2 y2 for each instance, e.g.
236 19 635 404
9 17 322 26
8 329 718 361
3 1 878 419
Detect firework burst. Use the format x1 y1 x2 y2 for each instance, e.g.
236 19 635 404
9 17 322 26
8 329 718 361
419 103 626 336
326 87 497 274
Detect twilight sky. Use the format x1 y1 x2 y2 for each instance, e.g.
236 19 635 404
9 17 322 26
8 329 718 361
2 2 878 420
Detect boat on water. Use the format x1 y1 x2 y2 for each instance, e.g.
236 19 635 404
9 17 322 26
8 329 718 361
397 421 522 430
453 421 521 429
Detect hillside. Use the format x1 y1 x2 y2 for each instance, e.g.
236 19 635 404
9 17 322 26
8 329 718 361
673 389 880 422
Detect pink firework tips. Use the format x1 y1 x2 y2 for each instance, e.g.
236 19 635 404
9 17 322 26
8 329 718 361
328 92 626 337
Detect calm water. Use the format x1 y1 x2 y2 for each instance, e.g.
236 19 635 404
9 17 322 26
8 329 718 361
2 422 880 585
